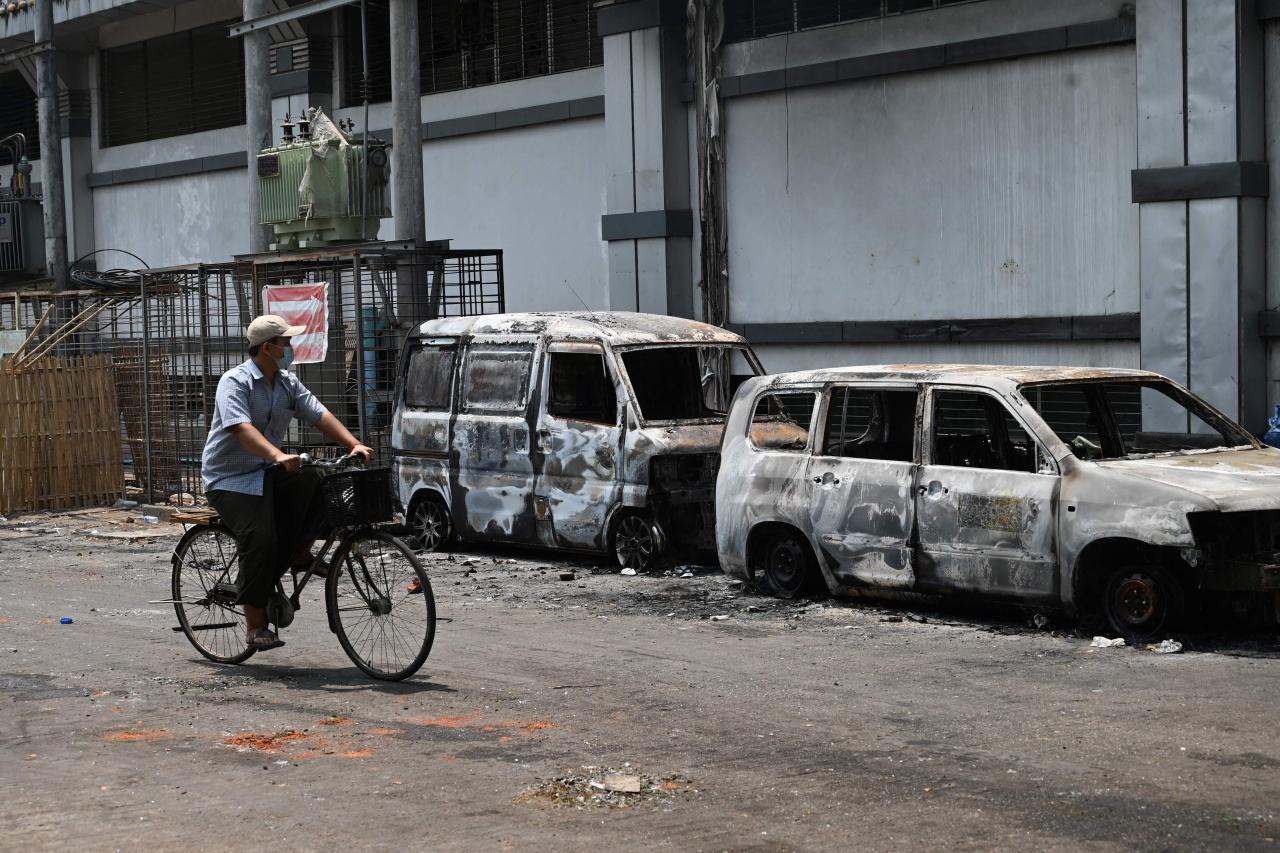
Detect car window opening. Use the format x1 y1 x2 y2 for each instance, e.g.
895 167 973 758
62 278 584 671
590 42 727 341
932 391 1037 473
1023 381 1253 459
823 387 916 462
548 352 617 424
750 391 816 450
405 345 456 409
621 345 756 421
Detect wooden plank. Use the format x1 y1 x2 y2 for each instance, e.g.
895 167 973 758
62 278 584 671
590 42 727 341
9 302 54 361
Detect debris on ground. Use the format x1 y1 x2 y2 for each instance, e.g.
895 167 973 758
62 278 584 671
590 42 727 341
1030 613 1051 630
516 767 695 809
620 568 637 576
559 571 576 582
1091 636 1126 648
882 615 904 623
709 614 730 622
59 617 73 625
1148 639 1183 654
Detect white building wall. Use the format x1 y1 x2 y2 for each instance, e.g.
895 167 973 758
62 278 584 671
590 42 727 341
724 45 1138 327
420 118 608 312
91 169 248 269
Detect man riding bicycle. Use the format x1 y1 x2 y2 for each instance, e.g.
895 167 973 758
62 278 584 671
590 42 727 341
201 314 373 651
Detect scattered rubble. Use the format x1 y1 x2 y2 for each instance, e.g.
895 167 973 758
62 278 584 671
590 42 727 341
516 767 695 809
1148 639 1183 654
1091 637 1127 649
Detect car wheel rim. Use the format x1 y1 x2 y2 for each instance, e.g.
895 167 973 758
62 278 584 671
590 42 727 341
1113 573 1160 626
616 517 654 570
768 540 804 593
413 502 444 551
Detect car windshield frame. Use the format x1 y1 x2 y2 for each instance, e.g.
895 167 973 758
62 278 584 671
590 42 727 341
614 342 764 425
1016 377 1258 460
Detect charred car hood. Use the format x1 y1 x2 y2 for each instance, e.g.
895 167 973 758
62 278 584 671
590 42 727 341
1097 448 1280 511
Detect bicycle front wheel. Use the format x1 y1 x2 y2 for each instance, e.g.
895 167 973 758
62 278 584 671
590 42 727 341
326 530 436 680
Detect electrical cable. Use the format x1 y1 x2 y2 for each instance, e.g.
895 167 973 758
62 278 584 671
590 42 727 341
67 248 179 294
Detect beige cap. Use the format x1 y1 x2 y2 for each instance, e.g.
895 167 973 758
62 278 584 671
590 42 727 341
246 314 306 346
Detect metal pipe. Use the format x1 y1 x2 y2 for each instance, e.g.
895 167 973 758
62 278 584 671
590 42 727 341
353 253 368 442
34 0 68 290
244 0 273 254
140 274 154 502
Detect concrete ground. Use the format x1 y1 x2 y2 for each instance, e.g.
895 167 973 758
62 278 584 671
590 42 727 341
2 506 1278 852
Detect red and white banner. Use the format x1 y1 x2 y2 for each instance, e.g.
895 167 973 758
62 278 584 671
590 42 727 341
262 282 329 364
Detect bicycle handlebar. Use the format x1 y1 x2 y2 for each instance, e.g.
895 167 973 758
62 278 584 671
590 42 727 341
267 450 365 473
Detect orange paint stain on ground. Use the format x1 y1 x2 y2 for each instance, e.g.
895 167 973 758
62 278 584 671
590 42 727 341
318 716 354 727
103 729 170 743
417 713 483 729
223 730 309 753
368 727 403 737
339 749 375 758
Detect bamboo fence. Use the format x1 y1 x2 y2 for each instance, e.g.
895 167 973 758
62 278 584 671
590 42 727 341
0 355 124 514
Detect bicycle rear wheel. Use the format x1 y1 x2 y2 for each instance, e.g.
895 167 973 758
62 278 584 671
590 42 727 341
326 530 436 680
171 525 254 664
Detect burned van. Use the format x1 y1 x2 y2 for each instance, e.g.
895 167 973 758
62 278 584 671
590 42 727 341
717 365 1280 640
393 312 762 569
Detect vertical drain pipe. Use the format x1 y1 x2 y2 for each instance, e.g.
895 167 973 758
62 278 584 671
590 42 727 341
244 0 273 254
34 0 68 290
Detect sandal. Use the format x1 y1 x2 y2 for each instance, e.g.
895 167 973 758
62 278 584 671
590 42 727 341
246 627 285 650
291 556 331 581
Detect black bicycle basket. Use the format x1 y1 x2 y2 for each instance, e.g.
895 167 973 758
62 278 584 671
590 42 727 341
319 467 394 528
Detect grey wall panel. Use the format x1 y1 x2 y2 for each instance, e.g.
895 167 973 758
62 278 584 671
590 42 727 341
609 242 639 311
1186 1 1241 164
1136 0 1185 169
1188 197 1241 422
720 0 1120 79
604 33 637 216
723 47 1137 326
421 119 609 313
92 170 249 269
1138 201 1190 432
751 341 1140 376
630 28 667 213
635 238 668 314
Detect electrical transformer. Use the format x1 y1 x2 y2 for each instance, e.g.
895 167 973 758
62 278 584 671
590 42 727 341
257 107 391 251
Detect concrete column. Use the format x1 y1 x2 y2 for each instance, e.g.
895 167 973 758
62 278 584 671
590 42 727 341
56 54 94 264
390 0 425 244
244 0 273 255
600 0 693 317
1134 0 1265 430
34 0 68 290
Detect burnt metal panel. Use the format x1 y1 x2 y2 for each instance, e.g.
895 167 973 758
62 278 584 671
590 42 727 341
841 320 950 343
1131 162 1269 202
741 322 842 344
950 316 1073 343
1071 313 1141 341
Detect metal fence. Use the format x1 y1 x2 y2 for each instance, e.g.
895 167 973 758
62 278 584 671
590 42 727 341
0 242 504 505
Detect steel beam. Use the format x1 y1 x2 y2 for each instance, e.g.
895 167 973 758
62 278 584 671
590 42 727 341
228 0 356 37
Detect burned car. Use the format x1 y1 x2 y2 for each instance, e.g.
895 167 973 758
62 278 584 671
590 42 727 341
393 311 762 569
716 365 1280 640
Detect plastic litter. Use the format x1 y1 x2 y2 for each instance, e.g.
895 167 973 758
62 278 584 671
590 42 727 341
59 617 74 625
620 568 637 576
141 515 159 525
1090 636 1126 648
1148 639 1183 654
680 571 694 579
709 614 730 621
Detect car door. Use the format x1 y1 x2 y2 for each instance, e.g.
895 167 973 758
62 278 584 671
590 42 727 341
391 336 457 510
532 341 624 550
915 386 1060 600
805 384 919 589
451 340 539 543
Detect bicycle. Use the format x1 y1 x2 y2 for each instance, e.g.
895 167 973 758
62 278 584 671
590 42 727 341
166 453 437 681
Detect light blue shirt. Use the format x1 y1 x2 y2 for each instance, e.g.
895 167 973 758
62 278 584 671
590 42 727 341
201 359 329 495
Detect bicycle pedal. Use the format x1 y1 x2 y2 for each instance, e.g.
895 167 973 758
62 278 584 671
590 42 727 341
211 582 241 605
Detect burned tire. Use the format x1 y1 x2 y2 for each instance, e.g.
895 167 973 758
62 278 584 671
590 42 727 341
759 530 816 599
612 512 663 572
408 494 453 553
1101 564 1184 642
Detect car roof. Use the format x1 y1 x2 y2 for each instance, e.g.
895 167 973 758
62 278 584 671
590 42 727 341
414 311 746 345
756 364 1164 393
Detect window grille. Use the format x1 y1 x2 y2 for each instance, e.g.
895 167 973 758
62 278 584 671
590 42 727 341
101 21 246 147
724 0 980 44
342 0 601 107
0 71 38 164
